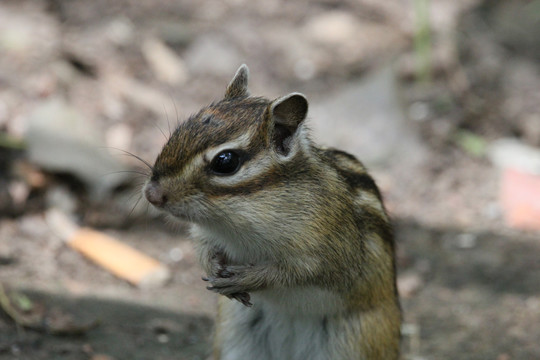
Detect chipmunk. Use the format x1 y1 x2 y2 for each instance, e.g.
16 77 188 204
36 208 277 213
144 65 401 360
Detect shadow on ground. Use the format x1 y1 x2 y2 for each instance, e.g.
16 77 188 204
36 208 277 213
0 292 213 360
1 221 539 359
397 221 540 359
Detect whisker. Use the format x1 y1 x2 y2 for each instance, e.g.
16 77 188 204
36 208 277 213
127 194 144 220
166 103 172 138
200 197 229 222
126 186 145 202
155 111 169 142
171 95 180 129
106 170 150 177
104 147 154 171
164 93 177 138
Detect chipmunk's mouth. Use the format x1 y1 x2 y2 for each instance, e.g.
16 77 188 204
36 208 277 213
166 204 208 224
144 179 218 223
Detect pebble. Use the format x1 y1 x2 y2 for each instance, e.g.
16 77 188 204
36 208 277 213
303 11 361 45
456 233 477 249
26 98 130 199
397 272 424 298
488 138 540 175
141 36 188 85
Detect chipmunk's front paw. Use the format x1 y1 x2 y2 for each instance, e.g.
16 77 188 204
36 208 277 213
202 265 256 307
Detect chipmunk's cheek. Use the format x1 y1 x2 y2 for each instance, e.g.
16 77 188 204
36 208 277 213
164 191 210 221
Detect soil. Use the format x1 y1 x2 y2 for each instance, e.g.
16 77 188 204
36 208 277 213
0 1 539 359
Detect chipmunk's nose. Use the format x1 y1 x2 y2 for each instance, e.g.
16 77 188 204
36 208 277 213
144 180 167 207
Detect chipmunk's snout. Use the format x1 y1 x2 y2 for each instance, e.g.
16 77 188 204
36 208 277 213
144 180 168 208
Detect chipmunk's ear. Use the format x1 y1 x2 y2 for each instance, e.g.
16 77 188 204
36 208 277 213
269 93 308 156
224 64 250 99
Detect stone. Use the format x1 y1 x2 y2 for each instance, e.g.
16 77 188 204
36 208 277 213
183 34 242 77
488 138 540 175
141 36 188 85
310 65 427 168
25 98 130 199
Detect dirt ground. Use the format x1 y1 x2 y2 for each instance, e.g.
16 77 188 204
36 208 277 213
0 0 539 359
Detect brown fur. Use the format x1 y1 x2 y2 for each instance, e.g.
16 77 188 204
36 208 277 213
145 65 401 360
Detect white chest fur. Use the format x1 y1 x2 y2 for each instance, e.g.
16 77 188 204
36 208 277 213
191 225 353 359
218 287 347 360
220 300 332 360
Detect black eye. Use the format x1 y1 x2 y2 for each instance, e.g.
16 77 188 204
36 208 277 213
210 150 241 175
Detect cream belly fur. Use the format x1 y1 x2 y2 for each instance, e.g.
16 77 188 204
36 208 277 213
217 290 351 360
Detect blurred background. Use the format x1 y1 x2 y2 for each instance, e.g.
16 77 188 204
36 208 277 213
0 0 539 359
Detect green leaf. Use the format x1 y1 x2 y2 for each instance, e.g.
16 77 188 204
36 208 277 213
454 130 487 157
12 292 34 312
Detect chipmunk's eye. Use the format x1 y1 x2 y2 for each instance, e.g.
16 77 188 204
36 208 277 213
211 150 241 175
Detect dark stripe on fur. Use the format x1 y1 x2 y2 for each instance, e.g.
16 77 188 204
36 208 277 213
153 97 270 179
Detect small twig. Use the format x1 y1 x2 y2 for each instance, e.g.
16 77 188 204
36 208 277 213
414 0 432 84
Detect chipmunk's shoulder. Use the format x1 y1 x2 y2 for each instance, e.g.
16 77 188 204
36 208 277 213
316 147 382 201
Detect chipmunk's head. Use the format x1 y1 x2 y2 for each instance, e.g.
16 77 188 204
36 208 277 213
144 64 310 223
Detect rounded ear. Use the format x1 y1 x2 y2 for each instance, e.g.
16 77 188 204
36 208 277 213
270 93 308 130
224 64 250 99
269 93 309 156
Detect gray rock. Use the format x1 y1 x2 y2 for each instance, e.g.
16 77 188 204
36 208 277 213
310 65 427 167
149 20 194 48
488 138 540 175
183 34 242 77
26 98 130 199
141 35 188 85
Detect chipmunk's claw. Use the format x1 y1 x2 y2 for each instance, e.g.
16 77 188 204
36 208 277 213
228 292 252 307
204 260 256 307
205 282 252 307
